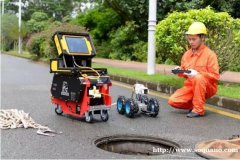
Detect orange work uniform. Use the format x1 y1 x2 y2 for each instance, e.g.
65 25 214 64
168 44 220 115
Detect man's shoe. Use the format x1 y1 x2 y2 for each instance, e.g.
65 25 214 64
187 112 202 118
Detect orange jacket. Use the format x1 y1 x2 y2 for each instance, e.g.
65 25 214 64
179 44 220 84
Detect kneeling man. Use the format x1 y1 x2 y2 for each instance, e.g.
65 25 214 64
168 22 220 118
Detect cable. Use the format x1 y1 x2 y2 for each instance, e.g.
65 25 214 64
0 109 61 136
71 56 111 96
72 56 100 79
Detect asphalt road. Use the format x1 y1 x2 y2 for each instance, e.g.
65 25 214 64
1 54 240 159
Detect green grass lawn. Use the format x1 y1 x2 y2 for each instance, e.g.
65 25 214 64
93 63 240 99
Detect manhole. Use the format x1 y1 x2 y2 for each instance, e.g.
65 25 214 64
95 135 180 156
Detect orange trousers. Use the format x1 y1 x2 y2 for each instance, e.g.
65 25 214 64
168 74 217 115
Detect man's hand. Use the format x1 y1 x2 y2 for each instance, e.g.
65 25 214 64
183 69 198 77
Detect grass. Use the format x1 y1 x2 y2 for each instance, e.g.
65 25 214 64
4 51 50 63
4 50 33 59
3 51 240 99
93 63 185 87
93 63 240 99
217 84 240 99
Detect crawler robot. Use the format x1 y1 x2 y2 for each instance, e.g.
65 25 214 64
116 84 159 118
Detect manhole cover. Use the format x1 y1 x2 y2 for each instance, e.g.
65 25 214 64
95 135 180 156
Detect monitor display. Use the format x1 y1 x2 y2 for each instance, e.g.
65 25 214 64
65 36 89 54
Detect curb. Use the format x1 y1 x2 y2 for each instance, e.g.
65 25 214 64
110 74 240 112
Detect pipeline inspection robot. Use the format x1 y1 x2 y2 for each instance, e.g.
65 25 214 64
116 83 160 118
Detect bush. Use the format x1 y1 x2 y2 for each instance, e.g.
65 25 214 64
132 41 148 62
26 12 49 33
95 41 113 58
74 7 121 44
26 23 85 59
109 21 140 61
26 33 45 58
156 7 240 72
31 12 49 21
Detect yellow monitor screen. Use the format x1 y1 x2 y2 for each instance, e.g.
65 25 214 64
65 36 89 54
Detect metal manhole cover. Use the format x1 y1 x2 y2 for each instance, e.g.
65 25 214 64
95 135 180 156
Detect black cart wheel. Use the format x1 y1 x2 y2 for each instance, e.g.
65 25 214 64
117 96 126 114
55 104 63 115
125 98 138 118
85 112 93 123
147 98 159 117
101 110 109 122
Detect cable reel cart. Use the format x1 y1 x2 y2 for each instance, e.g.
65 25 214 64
50 32 112 123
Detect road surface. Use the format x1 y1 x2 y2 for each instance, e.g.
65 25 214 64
1 54 239 159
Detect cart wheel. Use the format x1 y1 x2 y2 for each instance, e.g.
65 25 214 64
55 105 63 115
117 96 126 115
101 110 109 122
85 112 93 123
125 98 138 118
147 98 159 117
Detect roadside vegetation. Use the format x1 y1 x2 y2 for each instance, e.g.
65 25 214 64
2 0 240 99
2 0 240 71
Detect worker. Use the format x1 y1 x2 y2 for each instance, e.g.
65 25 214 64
168 22 220 118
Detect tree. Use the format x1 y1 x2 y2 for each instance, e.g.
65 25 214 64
1 14 27 51
109 21 140 60
74 6 121 43
155 7 240 72
103 0 205 40
103 0 148 40
198 0 240 18
26 12 49 33
4 0 82 21
102 0 240 41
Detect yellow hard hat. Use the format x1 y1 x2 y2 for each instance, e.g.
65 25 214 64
186 22 207 35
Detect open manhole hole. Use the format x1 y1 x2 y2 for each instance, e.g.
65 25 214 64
95 135 180 156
